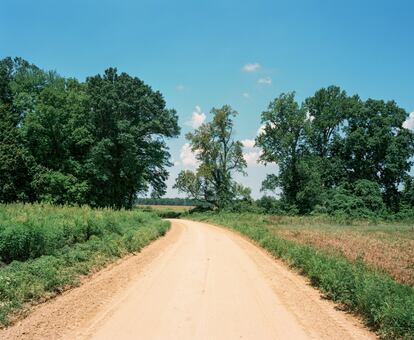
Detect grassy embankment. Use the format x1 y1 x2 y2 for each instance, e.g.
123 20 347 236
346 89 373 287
189 212 414 340
0 203 169 326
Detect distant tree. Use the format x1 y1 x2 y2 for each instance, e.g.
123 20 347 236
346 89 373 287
174 105 249 209
135 197 204 206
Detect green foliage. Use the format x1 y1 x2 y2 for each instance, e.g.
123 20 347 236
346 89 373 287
174 105 249 209
190 212 414 339
256 196 294 214
0 57 37 203
315 180 385 218
0 203 169 325
402 176 414 207
0 57 179 209
31 170 89 205
257 92 308 209
84 68 180 208
353 179 385 212
258 86 414 215
224 200 263 213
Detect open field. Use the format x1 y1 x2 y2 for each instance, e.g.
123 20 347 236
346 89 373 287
0 204 169 326
264 215 414 286
189 212 414 339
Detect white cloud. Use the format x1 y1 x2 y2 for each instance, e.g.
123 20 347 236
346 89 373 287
306 110 315 122
403 111 414 129
242 63 261 72
241 139 255 148
256 122 276 136
243 150 261 166
187 105 206 129
257 124 266 136
258 77 272 85
176 84 185 91
180 143 199 168
242 92 250 98
242 138 262 166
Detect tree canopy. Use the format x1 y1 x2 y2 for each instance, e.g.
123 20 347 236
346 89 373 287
257 86 414 215
0 57 179 209
1 56 413 216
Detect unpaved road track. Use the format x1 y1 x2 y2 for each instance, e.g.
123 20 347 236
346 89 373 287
1 219 375 340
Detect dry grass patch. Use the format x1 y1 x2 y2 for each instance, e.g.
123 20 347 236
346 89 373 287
264 216 414 286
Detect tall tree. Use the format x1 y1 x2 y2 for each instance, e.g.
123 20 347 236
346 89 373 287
174 105 248 209
85 68 180 208
22 77 91 205
258 87 414 213
256 92 313 212
340 99 414 210
304 86 360 189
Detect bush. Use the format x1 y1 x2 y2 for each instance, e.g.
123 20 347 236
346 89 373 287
225 201 264 213
315 180 385 218
0 204 159 263
31 170 89 205
256 196 299 215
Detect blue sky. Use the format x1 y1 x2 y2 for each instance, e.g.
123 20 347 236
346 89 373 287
1 0 413 198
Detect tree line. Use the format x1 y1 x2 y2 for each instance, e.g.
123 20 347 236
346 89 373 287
175 87 414 217
1 56 413 216
0 57 179 209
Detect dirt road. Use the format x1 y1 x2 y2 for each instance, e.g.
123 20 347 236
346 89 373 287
1 219 375 340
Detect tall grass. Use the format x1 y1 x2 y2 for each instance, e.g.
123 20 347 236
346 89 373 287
0 203 169 325
190 212 414 340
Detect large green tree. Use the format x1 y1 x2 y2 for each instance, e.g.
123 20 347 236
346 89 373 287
85 68 180 208
303 86 360 189
256 92 315 212
174 105 249 209
340 99 414 210
23 77 91 205
258 87 414 213
0 57 179 209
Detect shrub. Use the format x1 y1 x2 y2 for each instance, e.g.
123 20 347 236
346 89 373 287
0 204 160 263
315 180 385 218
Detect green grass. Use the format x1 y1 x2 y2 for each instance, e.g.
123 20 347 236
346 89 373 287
189 212 414 340
0 203 169 326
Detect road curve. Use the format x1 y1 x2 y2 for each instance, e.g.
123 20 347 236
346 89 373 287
1 219 375 340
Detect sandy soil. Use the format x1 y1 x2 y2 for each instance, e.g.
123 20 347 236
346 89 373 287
0 219 376 340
